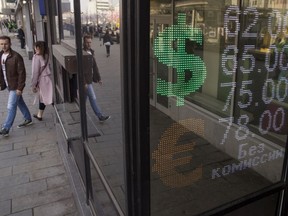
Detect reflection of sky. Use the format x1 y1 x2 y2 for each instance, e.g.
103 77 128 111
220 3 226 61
70 0 119 12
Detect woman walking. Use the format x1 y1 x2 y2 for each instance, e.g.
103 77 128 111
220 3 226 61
103 30 113 57
31 41 53 121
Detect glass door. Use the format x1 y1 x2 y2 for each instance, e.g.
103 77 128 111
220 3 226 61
150 15 173 116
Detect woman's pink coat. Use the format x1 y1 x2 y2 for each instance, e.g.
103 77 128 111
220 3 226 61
31 54 53 105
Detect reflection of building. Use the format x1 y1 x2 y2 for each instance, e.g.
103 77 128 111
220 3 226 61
87 0 111 24
0 0 5 13
268 0 288 8
61 0 71 13
1 0 16 15
96 0 110 10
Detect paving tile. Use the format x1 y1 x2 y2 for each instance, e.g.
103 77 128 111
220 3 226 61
0 200 11 216
8 209 32 216
12 186 73 213
0 179 47 202
0 137 16 145
93 190 119 216
0 167 12 178
30 165 65 181
13 139 52 150
89 146 118 158
0 149 27 161
27 143 57 154
111 186 125 211
2 134 37 145
95 134 122 142
104 173 124 187
25 130 57 141
39 149 60 159
0 154 41 169
33 198 77 216
46 174 69 189
90 140 121 150
63 212 79 216
13 155 62 175
0 144 13 153
91 176 105 192
10 130 29 138
101 128 123 136
0 173 29 189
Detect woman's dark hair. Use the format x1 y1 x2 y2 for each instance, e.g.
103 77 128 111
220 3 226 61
35 41 49 57
35 41 49 64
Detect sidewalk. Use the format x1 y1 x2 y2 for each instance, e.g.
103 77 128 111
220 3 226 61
0 38 79 216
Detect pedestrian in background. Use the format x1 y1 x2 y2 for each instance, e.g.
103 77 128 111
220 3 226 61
31 41 53 121
83 35 110 122
17 25 25 49
0 35 32 137
115 27 120 44
102 30 113 57
98 25 102 41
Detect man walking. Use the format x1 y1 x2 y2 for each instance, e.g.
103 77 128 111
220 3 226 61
17 25 25 49
0 36 32 137
83 35 110 122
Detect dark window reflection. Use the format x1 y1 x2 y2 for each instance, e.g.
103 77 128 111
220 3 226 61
150 0 287 215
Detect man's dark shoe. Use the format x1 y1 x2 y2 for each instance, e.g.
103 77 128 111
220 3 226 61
17 119 33 128
99 115 111 123
0 128 9 137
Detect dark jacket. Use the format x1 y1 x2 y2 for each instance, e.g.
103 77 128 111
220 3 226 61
83 48 101 84
0 49 26 91
17 28 25 39
103 33 113 45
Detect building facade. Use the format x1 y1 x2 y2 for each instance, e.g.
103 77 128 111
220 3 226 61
10 0 288 215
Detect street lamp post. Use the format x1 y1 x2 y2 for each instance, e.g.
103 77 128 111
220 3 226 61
109 5 114 26
95 0 98 26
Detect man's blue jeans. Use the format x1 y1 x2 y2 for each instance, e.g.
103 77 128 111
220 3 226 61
3 90 32 130
86 84 102 118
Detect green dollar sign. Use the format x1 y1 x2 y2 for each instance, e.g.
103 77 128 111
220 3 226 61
154 13 207 106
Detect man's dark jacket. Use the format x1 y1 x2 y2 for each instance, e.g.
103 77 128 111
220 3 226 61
0 49 26 91
83 48 101 84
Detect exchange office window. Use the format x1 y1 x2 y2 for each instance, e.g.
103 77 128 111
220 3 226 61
150 0 287 215
57 0 124 214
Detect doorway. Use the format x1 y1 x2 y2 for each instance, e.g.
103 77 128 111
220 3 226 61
150 15 173 116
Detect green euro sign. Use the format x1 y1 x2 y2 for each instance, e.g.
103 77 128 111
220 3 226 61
154 13 207 106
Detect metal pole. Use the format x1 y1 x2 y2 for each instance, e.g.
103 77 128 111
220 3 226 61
122 0 150 214
57 0 64 40
73 0 87 153
96 0 99 26
44 0 57 104
73 0 91 204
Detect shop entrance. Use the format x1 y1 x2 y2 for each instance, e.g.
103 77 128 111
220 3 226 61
150 15 173 116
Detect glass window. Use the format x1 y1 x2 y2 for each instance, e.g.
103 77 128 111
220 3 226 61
61 0 75 40
224 193 279 216
61 0 119 41
150 0 288 215
57 0 123 214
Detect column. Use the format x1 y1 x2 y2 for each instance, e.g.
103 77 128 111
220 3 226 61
22 3 33 59
33 0 44 41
